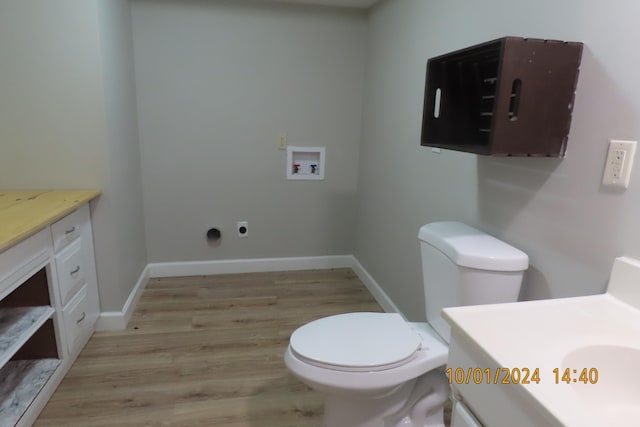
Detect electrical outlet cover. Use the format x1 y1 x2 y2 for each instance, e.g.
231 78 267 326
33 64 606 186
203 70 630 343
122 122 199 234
237 221 248 238
603 140 637 189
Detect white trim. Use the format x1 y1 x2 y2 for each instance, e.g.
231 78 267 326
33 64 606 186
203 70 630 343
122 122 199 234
95 265 150 331
148 255 352 278
350 256 403 317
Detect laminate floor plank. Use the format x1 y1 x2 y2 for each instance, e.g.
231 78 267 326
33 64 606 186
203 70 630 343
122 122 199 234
35 268 382 427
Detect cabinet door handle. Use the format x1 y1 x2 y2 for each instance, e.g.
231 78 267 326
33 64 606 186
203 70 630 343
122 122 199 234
76 312 86 324
65 226 76 234
70 266 81 276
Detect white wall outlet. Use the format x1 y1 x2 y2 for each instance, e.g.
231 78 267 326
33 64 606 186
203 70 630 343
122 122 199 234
603 139 637 189
237 221 248 238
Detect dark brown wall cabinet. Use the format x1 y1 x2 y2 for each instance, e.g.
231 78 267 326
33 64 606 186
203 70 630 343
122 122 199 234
421 37 583 156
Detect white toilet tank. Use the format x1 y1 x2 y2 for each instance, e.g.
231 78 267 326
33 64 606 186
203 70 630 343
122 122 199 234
418 222 528 342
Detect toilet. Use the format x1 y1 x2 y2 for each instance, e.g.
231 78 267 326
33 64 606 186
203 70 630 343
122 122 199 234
284 222 528 427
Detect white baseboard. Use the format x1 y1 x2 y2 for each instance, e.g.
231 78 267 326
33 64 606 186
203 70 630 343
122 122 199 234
350 256 402 316
147 255 353 278
95 265 150 331
96 255 402 330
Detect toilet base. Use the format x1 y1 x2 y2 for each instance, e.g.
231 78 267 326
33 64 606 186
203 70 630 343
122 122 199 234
322 370 449 427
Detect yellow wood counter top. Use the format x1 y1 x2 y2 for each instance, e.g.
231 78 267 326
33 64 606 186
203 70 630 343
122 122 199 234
0 190 100 253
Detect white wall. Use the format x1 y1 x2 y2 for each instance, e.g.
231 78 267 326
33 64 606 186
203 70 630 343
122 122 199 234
0 0 147 313
0 1 106 188
94 0 148 311
355 0 640 320
131 0 367 262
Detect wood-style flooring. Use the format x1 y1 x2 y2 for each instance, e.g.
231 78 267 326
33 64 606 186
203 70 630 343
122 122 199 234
35 269 384 426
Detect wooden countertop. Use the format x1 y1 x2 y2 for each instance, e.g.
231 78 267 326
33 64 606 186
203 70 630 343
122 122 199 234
0 190 100 253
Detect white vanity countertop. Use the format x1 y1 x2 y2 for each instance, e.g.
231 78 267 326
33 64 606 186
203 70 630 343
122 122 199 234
443 256 640 427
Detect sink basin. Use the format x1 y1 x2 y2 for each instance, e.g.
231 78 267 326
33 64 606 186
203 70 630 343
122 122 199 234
444 257 640 427
563 345 640 424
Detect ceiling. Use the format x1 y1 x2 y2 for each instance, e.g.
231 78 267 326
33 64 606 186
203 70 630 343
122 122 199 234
262 0 379 9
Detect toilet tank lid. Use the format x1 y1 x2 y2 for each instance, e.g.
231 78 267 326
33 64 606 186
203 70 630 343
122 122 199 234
418 222 529 271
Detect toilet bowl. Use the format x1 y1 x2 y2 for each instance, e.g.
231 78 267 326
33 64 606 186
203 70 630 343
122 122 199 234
285 313 450 427
284 222 528 427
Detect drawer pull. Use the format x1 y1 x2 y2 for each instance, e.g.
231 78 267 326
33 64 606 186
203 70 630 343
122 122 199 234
65 226 77 235
76 312 86 324
70 266 81 276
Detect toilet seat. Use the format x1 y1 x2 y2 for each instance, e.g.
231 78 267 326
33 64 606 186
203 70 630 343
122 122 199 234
289 312 422 372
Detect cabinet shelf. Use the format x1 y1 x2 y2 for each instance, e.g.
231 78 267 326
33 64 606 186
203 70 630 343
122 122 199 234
0 306 54 367
421 37 583 157
0 358 61 426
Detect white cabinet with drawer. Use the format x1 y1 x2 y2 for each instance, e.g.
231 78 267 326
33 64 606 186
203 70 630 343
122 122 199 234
50 204 100 357
0 190 100 426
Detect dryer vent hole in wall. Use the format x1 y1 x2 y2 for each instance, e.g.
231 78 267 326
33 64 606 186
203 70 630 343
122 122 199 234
206 228 222 247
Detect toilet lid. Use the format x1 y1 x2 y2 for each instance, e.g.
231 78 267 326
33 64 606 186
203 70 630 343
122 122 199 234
290 312 421 371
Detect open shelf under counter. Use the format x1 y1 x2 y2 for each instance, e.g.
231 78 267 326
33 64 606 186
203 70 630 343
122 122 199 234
0 358 61 426
0 306 54 367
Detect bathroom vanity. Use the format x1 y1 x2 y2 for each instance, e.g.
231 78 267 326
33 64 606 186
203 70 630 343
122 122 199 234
443 256 640 427
0 190 100 426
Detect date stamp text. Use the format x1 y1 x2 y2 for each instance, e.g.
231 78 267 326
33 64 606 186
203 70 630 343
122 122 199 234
445 367 599 385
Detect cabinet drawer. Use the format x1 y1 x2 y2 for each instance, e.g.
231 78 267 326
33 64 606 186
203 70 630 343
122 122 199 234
50 205 88 252
62 285 92 354
55 239 86 306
